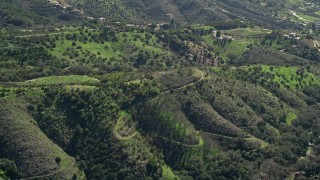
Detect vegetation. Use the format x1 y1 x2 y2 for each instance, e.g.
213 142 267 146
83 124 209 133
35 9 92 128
0 96 83 179
2 0 320 179
17 75 99 86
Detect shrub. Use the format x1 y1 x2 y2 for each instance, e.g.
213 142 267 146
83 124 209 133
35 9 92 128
55 157 61 166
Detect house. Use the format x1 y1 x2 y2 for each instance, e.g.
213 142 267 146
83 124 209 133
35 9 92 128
293 171 306 177
289 33 297 37
218 35 233 40
284 32 300 40
315 20 320 28
99 17 106 23
147 23 157 29
126 24 135 27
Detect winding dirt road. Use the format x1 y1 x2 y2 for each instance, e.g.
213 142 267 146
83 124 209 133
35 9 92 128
116 68 205 141
163 68 204 94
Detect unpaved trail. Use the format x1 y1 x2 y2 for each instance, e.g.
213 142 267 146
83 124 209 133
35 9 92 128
163 68 204 94
114 115 138 141
289 10 310 22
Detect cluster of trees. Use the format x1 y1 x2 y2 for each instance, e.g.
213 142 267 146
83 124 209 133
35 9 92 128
200 69 320 178
303 85 320 105
0 26 185 82
0 135 19 179
260 30 320 62
29 80 161 179
285 42 320 62
0 46 68 81
238 46 309 66
260 30 291 48
0 0 82 28
158 32 189 55
137 76 319 179
0 158 18 179
189 28 214 36
138 96 199 146
212 20 248 30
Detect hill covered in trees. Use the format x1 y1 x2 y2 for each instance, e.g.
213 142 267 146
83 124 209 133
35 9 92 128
1 0 320 179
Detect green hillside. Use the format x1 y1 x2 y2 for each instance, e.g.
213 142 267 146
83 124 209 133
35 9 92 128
2 0 320 179
0 96 84 179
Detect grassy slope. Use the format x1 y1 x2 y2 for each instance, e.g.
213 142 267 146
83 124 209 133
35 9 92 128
212 65 315 126
17 75 99 86
162 164 178 180
0 96 83 179
49 30 173 68
203 34 251 58
155 68 203 91
258 65 320 89
286 112 298 125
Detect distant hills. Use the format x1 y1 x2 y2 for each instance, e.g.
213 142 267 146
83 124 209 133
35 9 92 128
0 0 83 28
62 0 298 28
0 0 307 28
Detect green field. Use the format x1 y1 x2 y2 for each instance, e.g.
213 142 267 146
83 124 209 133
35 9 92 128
47 30 174 69
51 35 122 62
286 112 298 125
315 11 320 16
64 85 96 91
201 27 266 59
225 27 271 39
162 165 178 180
259 65 320 89
17 75 99 86
190 25 215 30
203 35 250 58
298 13 319 21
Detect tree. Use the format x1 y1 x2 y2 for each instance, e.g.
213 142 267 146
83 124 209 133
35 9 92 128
55 157 61 166
227 53 238 64
216 30 221 38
